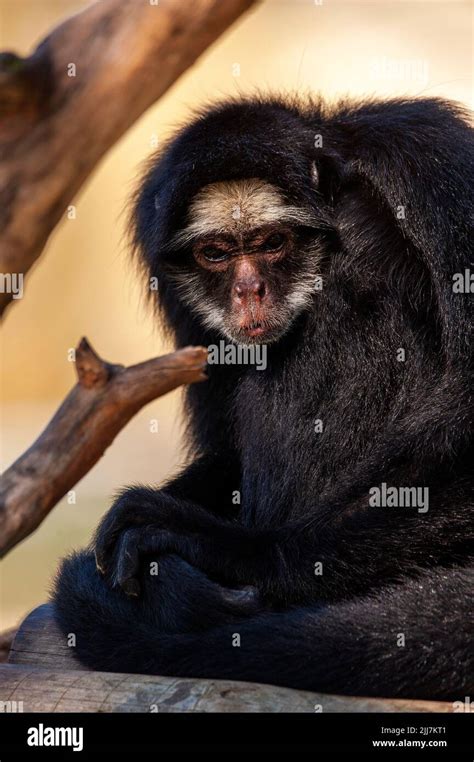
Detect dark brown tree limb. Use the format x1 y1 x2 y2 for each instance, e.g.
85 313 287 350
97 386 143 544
0 0 258 317
0 339 208 557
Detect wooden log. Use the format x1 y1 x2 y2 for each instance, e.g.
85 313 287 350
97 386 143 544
3 604 455 713
9 604 88 672
0 663 456 713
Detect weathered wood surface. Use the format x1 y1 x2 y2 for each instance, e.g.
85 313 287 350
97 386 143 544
2 604 455 713
0 664 455 714
9 604 88 671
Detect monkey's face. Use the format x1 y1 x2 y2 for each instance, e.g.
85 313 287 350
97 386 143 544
169 179 322 344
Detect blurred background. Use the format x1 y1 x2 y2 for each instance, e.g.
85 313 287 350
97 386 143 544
1 0 472 630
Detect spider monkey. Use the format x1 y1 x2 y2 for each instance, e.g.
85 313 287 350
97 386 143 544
53 95 473 700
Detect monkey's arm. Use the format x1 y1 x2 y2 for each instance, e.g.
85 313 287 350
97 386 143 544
96 397 472 601
96 469 472 604
159 451 241 516
94 452 241 584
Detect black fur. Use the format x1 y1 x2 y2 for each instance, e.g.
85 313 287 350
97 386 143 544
53 96 474 700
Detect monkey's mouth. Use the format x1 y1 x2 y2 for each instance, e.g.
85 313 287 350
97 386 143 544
225 304 295 345
241 321 266 338
232 317 287 345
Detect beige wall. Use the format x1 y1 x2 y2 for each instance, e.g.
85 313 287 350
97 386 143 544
1 0 472 627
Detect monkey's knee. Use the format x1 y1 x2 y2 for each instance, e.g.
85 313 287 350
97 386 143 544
53 551 262 662
53 550 135 634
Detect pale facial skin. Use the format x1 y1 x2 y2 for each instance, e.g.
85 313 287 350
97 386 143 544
171 179 322 344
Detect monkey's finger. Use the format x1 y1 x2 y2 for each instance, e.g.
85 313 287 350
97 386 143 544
95 513 136 574
94 519 121 575
115 529 142 597
94 494 165 574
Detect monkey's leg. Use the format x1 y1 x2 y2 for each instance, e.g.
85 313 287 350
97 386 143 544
53 555 472 700
53 550 262 669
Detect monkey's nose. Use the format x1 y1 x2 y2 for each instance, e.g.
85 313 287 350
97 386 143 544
233 279 266 302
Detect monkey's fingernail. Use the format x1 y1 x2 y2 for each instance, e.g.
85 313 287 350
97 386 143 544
122 578 140 597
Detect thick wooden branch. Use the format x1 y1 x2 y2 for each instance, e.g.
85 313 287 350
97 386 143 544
0 339 208 557
0 0 258 316
1 662 454 713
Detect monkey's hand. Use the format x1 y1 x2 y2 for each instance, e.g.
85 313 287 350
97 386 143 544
94 486 254 598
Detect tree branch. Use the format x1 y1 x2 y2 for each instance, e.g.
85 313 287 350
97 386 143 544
0 0 258 316
0 339 208 557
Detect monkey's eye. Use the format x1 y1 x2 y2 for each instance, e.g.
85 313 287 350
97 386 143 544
260 232 287 252
199 245 229 263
